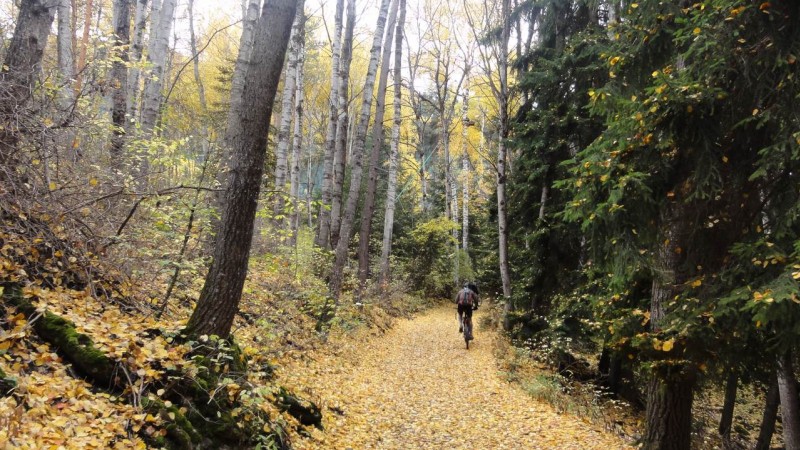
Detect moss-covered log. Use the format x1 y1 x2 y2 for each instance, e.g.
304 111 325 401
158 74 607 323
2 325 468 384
1 283 119 388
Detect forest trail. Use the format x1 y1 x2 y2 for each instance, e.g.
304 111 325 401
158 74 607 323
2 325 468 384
281 306 632 449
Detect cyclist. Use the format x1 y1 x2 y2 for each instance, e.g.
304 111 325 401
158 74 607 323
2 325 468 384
456 282 479 337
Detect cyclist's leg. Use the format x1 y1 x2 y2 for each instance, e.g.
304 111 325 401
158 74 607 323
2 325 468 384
465 308 474 340
457 305 465 332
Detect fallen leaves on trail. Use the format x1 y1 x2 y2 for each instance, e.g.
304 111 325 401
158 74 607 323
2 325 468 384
279 307 634 449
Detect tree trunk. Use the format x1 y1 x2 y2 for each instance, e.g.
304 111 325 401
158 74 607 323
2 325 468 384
125 0 148 126
755 378 780 450
56 0 75 106
211 0 260 239
273 3 304 222
138 0 176 184
75 0 93 92
643 376 694 450
461 81 470 252
356 0 399 290
109 0 130 160
0 0 57 167
498 0 512 320
643 201 694 450
379 0 404 285
328 0 393 301
718 371 737 443
315 0 344 249
186 0 296 339
289 16 306 246
329 0 355 249
778 350 800 449
139 0 176 132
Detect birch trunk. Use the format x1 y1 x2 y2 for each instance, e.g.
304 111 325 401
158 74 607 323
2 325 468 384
379 0 405 284
329 0 355 248
109 0 130 160
315 0 344 249
498 0 512 307
186 0 297 339
125 0 149 126
289 17 306 246
75 0 93 92
357 0 399 289
329 0 393 301
273 2 304 220
56 0 74 106
461 83 469 252
140 0 176 134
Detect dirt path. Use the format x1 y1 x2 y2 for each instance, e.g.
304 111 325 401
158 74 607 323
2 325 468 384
280 306 631 449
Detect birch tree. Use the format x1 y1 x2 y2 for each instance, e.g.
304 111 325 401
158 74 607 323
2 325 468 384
273 2 304 219
314 0 345 249
109 0 130 159
56 0 74 106
379 0 406 284
329 0 394 301
289 14 306 246
328 0 356 248
357 0 400 289
186 0 297 338
125 0 149 126
465 0 512 311
460 80 469 252
140 0 176 133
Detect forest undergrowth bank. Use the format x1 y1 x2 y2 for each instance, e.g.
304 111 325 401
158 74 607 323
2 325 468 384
0 201 432 449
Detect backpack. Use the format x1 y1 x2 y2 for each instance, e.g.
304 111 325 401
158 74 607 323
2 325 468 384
457 288 475 306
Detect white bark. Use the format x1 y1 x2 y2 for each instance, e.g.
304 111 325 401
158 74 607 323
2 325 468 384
315 0 344 249
329 0 393 300
289 16 305 246
140 0 175 134
379 0 405 284
56 0 74 105
357 0 399 288
273 2 304 218
329 0 355 248
126 0 149 124
461 83 469 251
498 0 512 304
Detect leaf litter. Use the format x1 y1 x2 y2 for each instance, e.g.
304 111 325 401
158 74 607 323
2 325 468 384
280 307 634 449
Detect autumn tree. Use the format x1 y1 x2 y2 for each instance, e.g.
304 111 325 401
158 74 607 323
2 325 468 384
186 0 297 338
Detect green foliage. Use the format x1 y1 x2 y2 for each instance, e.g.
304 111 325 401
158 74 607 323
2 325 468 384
505 0 800 418
395 216 458 298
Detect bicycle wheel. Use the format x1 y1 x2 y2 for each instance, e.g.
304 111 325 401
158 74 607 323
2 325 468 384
464 319 471 349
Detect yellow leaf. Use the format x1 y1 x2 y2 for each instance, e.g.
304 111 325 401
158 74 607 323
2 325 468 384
792 271 800 280
752 108 759 115
653 339 662 350
89 178 98 186
48 182 57 191
609 56 621 66
693 27 701 35
690 279 702 288
631 3 639 8
652 70 660 78
662 339 674 352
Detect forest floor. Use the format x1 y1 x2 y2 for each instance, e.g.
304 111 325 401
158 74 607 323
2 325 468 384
280 306 633 449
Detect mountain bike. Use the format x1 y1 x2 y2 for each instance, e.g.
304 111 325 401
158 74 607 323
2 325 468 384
462 313 473 349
